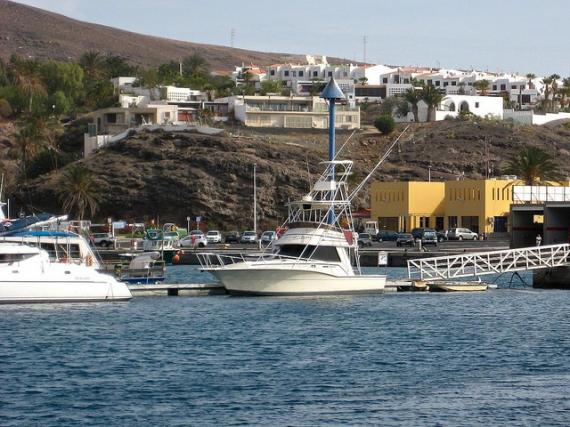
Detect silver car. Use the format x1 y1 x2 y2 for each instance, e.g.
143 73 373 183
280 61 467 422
447 228 478 240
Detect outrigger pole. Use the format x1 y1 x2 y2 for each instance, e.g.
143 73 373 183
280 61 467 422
348 125 411 202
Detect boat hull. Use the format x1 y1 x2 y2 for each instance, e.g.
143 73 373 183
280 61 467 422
209 268 386 296
0 280 132 303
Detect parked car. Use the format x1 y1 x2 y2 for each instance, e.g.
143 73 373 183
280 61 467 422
90 232 116 248
179 231 207 248
447 228 478 241
377 230 399 242
436 231 448 242
396 233 415 247
411 228 438 245
261 231 277 244
224 231 241 243
206 230 222 244
357 233 373 248
240 231 258 244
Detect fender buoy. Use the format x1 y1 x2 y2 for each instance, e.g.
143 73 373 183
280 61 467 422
85 255 93 267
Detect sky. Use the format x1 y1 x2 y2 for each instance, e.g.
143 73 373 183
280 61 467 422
11 0 570 76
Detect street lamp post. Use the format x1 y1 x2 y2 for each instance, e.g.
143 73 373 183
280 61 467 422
186 216 190 234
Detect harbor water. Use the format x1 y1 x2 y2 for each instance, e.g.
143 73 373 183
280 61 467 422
2 267 569 426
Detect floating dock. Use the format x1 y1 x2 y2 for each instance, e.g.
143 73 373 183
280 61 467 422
127 280 412 296
127 283 226 296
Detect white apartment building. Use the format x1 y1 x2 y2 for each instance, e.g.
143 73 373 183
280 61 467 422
216 95 360 130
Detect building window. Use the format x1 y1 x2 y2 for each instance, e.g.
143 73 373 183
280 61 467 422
448 216 458 228
292 71 296 77
511 85 517 90
435 81 440 87
270 70 275 76
404 78 410 84
451 81 457 86
383 78 388 84
313 71 318 77
427 79 433 86
500 84 506 91
475 102 479 108
420 217 429 227
299 71 304 77
344 72 348 77
492 85 497 91
284 70 289 77
443 82 449 87
328 71 333 77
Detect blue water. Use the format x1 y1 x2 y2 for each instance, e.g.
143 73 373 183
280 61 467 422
2 267 569 426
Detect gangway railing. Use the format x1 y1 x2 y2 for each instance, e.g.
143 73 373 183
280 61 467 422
408 243 570 281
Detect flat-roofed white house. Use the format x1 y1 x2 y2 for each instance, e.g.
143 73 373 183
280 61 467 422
216 95 360 129
436 95 504 120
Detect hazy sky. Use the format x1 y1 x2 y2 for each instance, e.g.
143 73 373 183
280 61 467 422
11 0 570 76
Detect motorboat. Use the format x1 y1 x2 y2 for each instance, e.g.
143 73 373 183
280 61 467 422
117 251 166 284
196 78 408 296
0 243 132 303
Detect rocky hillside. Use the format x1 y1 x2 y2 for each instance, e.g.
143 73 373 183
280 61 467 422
0 0 347 70
15 119 570 229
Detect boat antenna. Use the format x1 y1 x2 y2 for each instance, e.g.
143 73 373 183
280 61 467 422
305 155 312 190
332 129 357 161
348 125 410 202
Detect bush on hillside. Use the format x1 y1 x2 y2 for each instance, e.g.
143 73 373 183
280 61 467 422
374 115 395 135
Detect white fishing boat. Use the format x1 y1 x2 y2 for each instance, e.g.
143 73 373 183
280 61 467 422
197 78 404 296
0 244 132 303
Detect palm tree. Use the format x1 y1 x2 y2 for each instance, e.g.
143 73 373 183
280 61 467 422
182 54 209 78
13 123 41 180
473 79 490 96
138 68 160 100
404 86 422 122
526 73 536 89
57 165 101 220
503 145 563 185
79 51 104 81
13 64 47 112
421 85 444 122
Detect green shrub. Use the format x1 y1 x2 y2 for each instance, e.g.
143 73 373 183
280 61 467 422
374 115 395 135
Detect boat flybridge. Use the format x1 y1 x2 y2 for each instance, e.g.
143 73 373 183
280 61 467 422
0 243 131 303
198 159 387 296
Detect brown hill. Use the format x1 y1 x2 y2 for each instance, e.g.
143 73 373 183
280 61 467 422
15 120 570 228
0 0 343 71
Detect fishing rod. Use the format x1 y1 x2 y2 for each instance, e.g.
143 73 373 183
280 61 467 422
348 125 411 202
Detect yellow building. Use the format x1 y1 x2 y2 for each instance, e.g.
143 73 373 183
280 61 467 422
370 179 520 234
370 181 446 232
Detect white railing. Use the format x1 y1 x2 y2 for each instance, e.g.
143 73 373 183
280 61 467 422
513 186 570 204
408 243 570 281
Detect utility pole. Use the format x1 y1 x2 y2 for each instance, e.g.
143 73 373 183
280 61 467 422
230 28 236 48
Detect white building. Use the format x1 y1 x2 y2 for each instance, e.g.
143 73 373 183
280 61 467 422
216 95 360 129
436 95 504 120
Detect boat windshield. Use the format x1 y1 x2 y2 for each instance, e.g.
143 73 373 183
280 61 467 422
0 253 36 264
277 244 340 262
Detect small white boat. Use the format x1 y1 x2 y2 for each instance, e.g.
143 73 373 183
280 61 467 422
428 281 488 292
118 251 166 285
0 244 132 303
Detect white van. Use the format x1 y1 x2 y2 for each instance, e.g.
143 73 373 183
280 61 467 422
364 221 379 237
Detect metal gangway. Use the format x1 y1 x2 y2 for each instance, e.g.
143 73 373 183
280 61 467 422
408 243 570 281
